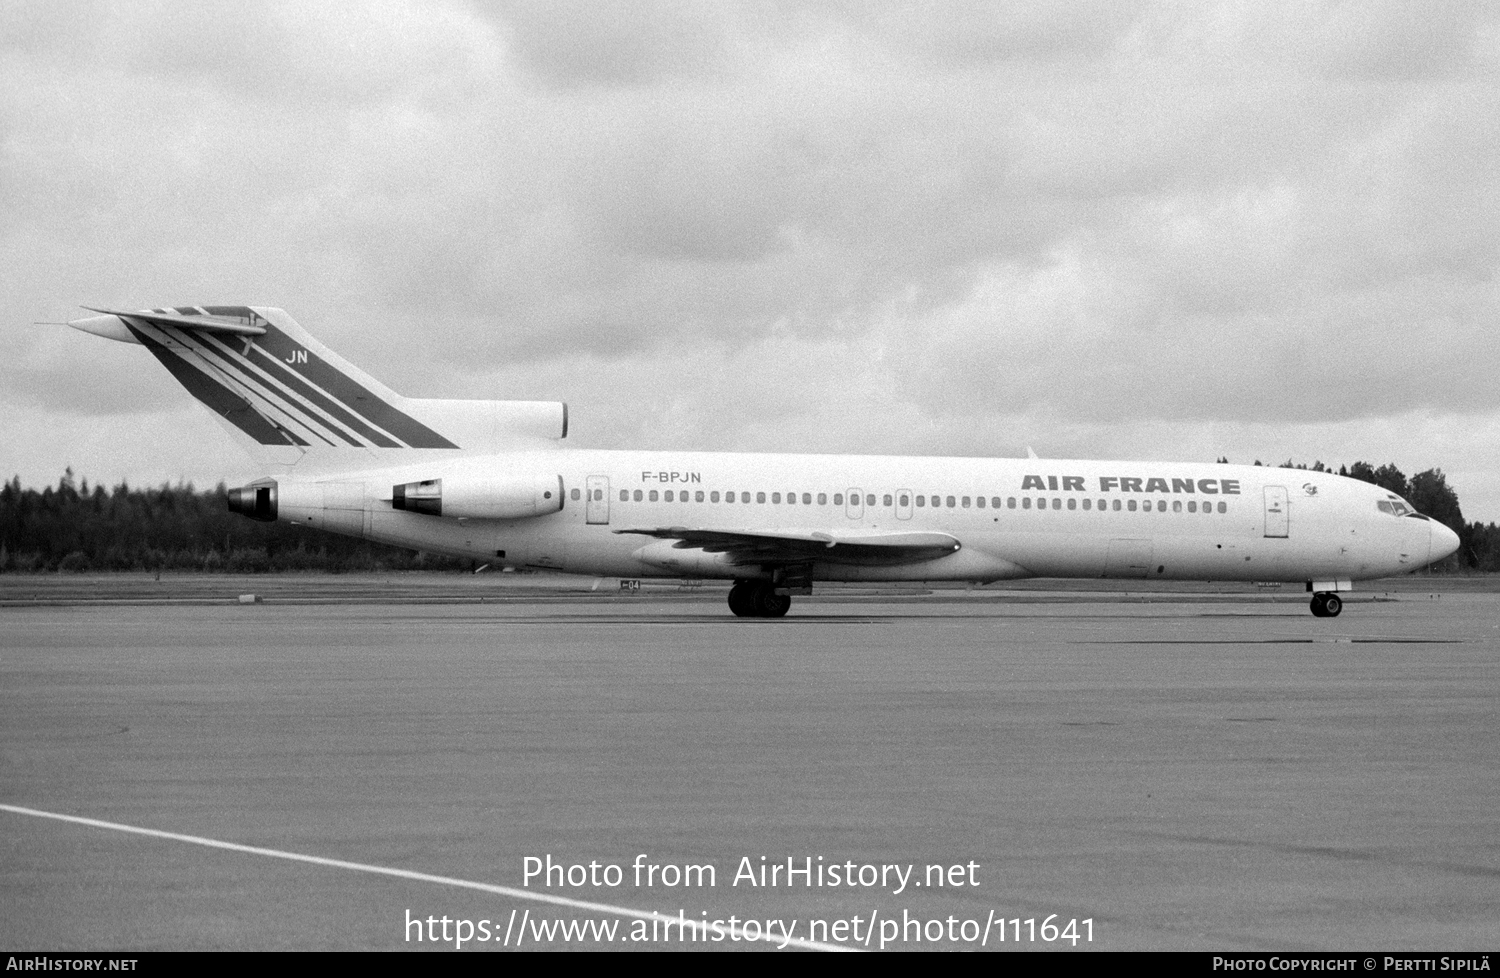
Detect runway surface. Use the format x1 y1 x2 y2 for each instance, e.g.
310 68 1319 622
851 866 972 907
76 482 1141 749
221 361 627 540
2 579 1497 951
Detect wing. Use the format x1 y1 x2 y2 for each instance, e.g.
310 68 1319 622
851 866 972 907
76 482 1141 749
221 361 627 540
614 526 961 566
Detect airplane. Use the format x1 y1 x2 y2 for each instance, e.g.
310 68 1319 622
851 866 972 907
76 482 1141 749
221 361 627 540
68 304 1461 618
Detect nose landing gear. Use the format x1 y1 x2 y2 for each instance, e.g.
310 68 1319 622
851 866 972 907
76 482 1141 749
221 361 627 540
1310 592 1343 618
728 580 792 618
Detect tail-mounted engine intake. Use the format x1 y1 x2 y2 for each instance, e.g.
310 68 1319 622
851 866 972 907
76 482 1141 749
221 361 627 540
227 480 278 522
390 473 564 520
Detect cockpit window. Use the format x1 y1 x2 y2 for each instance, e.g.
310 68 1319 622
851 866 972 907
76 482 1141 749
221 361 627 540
1379 498 1415 517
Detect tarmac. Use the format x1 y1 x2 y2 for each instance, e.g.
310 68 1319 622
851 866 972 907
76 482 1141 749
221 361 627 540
1 574 1496 951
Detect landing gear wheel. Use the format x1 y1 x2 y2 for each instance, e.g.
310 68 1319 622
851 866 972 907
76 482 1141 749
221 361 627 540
755 587 791 618
728 581 756 617
1310 593 1343 618
727 581 791 618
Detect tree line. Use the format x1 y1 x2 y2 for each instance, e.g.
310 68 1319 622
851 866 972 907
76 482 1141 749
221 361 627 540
1 462 1496 573
0 470 471 573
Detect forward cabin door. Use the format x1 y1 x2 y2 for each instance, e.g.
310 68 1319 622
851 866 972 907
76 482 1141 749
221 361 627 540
1263 486 1289 538
586 475 610 525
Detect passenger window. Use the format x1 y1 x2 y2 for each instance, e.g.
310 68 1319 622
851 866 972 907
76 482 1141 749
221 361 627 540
802 493 812 504
1157 500 1166 512
991 497 1001 509
757 492 766 503
664 490 673 502
1128 500 1137 512
883 494 893 506
570 488 580 501
725 492 734 504
620 490 629 502
1023 497 1032 510
1173 500 1181 512
771 492 781 504
649 490 658 502
1217 501 1226 513
1007 497 1016 509
818 493 827 505
696 491 704 502
976 496 985 509
946 496 956 508
630 490 640 501
1052 498 1061 510
899 494 909 506
962 496 971 508
1067 498 1076 510
1112 499 1121 511
1082 499 1091 510
834 493 844 505
916 496 925 507
866 494 875 506
1187 500 1196 512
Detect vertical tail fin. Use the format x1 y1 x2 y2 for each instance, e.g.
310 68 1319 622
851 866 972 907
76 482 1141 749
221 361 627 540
70 305 566 471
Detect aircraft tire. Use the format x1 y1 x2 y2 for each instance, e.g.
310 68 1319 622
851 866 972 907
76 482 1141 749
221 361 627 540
756 587 791 618
728 581 757 617
1309 593 1343 618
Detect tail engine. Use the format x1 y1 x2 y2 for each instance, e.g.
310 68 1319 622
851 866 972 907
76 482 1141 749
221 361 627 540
390 473 564 520
227 480 278 522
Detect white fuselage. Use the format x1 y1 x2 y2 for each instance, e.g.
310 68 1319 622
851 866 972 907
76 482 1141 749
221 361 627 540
272 449 1441 587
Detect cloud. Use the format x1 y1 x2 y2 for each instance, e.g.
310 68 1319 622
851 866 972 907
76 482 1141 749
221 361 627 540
3 0 1499 519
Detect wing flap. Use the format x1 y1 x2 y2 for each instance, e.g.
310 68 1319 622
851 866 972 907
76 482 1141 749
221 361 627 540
615 526 961 566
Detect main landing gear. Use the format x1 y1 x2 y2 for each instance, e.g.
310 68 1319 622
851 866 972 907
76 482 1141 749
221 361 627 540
728 580 791 618
1309 592 1343 618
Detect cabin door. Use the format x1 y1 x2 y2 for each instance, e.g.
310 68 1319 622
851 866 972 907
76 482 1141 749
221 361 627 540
586 475 610 525
1263 486 1289 538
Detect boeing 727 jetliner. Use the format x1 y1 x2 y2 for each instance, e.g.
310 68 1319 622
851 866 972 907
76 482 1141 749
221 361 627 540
69 305 1460 618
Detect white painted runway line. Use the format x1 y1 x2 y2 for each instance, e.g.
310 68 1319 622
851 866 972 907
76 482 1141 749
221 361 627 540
0 803 855 952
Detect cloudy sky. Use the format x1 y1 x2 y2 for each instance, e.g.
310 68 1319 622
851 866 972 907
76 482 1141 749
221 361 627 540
4 1 1498 520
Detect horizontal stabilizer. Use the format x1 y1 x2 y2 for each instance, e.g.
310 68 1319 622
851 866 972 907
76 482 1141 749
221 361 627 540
82 306 267 337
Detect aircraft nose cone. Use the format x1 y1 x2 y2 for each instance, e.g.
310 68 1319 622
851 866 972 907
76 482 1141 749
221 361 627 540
1430 520 1460 564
